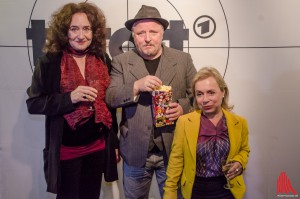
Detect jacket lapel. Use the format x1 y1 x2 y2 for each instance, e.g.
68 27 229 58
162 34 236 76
128 50 149 80
155 46 176 85
185 110 201 163
223 109 242 160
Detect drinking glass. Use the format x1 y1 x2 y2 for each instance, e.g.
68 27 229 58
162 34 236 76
87 101 94 111
222 159 233 189
86 79 96 111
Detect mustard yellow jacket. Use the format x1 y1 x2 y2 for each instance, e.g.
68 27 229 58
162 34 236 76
164 109 250 199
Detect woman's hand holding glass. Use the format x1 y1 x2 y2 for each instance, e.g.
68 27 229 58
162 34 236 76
222 159 233 189
70 85 98 104
222 159 243 189
225 161 242 180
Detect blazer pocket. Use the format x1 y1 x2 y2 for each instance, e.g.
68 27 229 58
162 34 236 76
181 173 187 187
120 123 128 138
232 175 245 189
180 174 187 197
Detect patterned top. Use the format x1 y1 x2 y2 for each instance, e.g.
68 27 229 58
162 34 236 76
196 114 230 177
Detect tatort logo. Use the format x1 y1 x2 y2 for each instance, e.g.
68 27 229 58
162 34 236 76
26 20 189 66
277 171 298 197
26 16 217 67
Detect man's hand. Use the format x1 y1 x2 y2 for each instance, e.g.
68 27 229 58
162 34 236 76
133 75 162 96
115 149 121 163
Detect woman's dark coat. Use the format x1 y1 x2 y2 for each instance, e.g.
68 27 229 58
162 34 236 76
26 52 118 193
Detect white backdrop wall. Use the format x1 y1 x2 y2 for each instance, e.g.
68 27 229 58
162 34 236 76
1 0 300 199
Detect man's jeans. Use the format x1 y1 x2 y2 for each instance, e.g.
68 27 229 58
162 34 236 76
123 151 166 199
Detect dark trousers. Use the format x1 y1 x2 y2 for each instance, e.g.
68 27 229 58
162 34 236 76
191 176 234 199
56 150 105 199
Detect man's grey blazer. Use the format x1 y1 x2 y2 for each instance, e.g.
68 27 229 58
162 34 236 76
106 45 197 167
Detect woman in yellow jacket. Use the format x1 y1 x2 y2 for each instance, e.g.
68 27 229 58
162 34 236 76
164 67 250 199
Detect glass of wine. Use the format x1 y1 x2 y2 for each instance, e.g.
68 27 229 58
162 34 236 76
222 159 233 189
87 101 94 111
86 79 96 111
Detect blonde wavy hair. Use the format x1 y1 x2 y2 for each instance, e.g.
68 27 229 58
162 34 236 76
192 66 234 111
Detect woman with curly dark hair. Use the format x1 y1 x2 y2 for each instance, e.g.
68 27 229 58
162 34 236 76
26 2 119 199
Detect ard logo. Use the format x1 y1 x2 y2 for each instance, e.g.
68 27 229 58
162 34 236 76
277 171 298 197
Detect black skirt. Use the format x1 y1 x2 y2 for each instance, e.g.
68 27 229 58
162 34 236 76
191 176 234 199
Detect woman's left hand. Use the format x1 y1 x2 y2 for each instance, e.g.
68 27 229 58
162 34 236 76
226 161 243 180
70 85 98 103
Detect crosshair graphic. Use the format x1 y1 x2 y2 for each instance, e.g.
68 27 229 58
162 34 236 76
20 0 300 78
26 0 38 73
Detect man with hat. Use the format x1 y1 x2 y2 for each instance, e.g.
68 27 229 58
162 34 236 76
106 5 196 198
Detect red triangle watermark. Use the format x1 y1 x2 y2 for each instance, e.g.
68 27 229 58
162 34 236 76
277 171 298 197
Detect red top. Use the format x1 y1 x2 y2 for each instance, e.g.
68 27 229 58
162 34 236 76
60 138 105 160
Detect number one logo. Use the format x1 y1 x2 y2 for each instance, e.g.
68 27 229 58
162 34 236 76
198 20 210 34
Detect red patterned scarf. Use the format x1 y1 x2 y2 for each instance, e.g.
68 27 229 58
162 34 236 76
60 50 112 130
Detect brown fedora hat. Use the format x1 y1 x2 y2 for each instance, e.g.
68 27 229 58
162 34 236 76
125 5 169 30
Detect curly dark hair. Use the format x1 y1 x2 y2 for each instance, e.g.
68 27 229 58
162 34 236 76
43 2 107 57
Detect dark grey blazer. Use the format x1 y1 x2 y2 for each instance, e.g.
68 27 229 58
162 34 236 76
106 45 197 167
